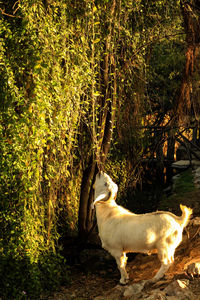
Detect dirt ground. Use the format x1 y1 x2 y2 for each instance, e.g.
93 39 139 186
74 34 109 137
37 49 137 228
46 181 200 300
46 220 200 300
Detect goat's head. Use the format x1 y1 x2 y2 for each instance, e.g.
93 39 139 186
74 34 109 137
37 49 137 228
92 172 118 208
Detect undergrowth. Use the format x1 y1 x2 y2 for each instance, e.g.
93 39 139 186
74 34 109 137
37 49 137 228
158 168 197 213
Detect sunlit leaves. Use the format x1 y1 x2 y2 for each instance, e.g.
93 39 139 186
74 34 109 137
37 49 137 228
0 0 90 297
0 0 188 297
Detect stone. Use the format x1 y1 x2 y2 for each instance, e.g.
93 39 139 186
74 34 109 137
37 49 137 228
166 297 183 300
172 160 190 169
163 279 194 299
172 160 200 169
186 261 200 278
190 217 200 226
123 281 146 297
144 291 166 300
94 284 125 300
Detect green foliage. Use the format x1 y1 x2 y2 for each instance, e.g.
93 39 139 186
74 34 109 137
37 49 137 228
158 169 196 212
105 158 133 206
105 0 187 213
0 250 67 299
0 0 190 298
0 0 90 297
172 169 195 195
147 38 185 112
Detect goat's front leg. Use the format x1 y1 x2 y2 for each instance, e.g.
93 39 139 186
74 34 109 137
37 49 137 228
111 250 129 284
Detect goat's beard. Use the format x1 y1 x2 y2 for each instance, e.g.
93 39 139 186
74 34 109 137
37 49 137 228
91 191 111 209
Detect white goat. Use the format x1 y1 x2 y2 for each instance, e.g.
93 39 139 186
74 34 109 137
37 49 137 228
92 172 192 284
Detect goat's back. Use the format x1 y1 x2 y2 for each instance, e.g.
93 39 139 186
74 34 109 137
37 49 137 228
96 204 183 254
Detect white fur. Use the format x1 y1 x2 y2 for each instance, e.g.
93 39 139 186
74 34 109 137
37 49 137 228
93 172 192 284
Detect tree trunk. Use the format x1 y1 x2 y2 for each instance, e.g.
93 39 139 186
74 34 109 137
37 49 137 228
78 0 117 240
175 0 200 124
166 131 175 185
155 130 164 186
78 157 96 241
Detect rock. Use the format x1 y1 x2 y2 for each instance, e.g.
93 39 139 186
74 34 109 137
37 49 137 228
172 174 181 182
186 261 200 278
194 167 200 176
144 291 166 300
193 167 200 188
171 174 181 191
123 281 146 297
163 279 195 299
94 284 125 300
94 278 197 300
171 160 190 169
172 160 200 169
190 217 200 226
166 297 183 300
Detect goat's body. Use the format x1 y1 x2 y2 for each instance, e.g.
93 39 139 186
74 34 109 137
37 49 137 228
96 203 183 255
93 172 192 284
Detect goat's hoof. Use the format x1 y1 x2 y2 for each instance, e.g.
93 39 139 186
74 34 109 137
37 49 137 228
119 279 129 285
119 282 128 286
143 279 155 289
119 282 127 286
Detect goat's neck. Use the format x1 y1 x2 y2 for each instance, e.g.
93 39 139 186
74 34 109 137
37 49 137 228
95 199 117 223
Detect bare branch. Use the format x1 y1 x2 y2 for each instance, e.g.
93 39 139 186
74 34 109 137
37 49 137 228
0 7 21 18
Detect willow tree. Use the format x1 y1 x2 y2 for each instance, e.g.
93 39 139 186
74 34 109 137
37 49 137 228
78 0 117 240
175 0 200 126
0 0 92 297
77 0 186 237
0 0 194 298
112 0 185 185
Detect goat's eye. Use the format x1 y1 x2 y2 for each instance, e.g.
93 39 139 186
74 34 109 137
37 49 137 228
104 183 107 187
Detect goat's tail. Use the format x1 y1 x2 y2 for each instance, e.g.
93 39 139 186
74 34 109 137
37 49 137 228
179 204 193 228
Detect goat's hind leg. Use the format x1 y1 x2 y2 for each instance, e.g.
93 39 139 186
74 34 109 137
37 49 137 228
151 262 170 283
111 250 129 285
151 247 175 283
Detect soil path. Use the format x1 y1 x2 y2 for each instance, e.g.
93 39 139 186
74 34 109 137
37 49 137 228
47 223 200 300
